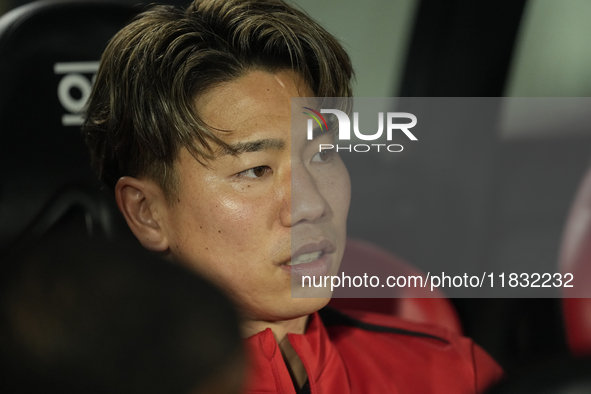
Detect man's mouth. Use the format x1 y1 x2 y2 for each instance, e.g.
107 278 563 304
279 239 337 277
285 251 322 266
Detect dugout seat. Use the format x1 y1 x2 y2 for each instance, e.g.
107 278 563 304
0 0 139 252
559 168 591 356
329 238 463 334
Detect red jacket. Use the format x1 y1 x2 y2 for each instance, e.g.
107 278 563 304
243 308 503 394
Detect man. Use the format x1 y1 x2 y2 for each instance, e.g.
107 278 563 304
83 1 503 393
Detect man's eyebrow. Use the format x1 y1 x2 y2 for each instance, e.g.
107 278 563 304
224 138 286 155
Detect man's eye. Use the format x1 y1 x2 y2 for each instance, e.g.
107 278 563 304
237 166 271 178
312 149 334 162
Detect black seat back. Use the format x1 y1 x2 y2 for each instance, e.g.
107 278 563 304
0 1 139 250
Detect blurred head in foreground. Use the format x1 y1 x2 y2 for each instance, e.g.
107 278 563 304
0 229 245 394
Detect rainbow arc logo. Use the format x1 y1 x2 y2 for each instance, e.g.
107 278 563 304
302 107 328 132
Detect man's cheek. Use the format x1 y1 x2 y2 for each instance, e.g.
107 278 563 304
210 203 261 248
319 182 350 216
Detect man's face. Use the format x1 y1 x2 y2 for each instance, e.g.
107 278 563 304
160 70 351 322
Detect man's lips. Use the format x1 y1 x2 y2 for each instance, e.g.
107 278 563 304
278 239 336 277
278 239 336 266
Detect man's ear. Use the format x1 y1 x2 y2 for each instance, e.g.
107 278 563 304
115 176 169 252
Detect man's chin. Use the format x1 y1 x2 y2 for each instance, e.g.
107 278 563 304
290 280 334 299
286 295 332 317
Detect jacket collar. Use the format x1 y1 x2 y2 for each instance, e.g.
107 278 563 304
242 312 347 394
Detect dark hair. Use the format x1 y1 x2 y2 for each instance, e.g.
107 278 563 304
0 229 244 394
83 0 353 199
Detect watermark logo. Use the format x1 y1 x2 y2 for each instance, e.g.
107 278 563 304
302 107 328 135
303 107 417 153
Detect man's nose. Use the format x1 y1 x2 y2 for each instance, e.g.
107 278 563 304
285 161 328 227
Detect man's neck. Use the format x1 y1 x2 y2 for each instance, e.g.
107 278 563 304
242 315 309 390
